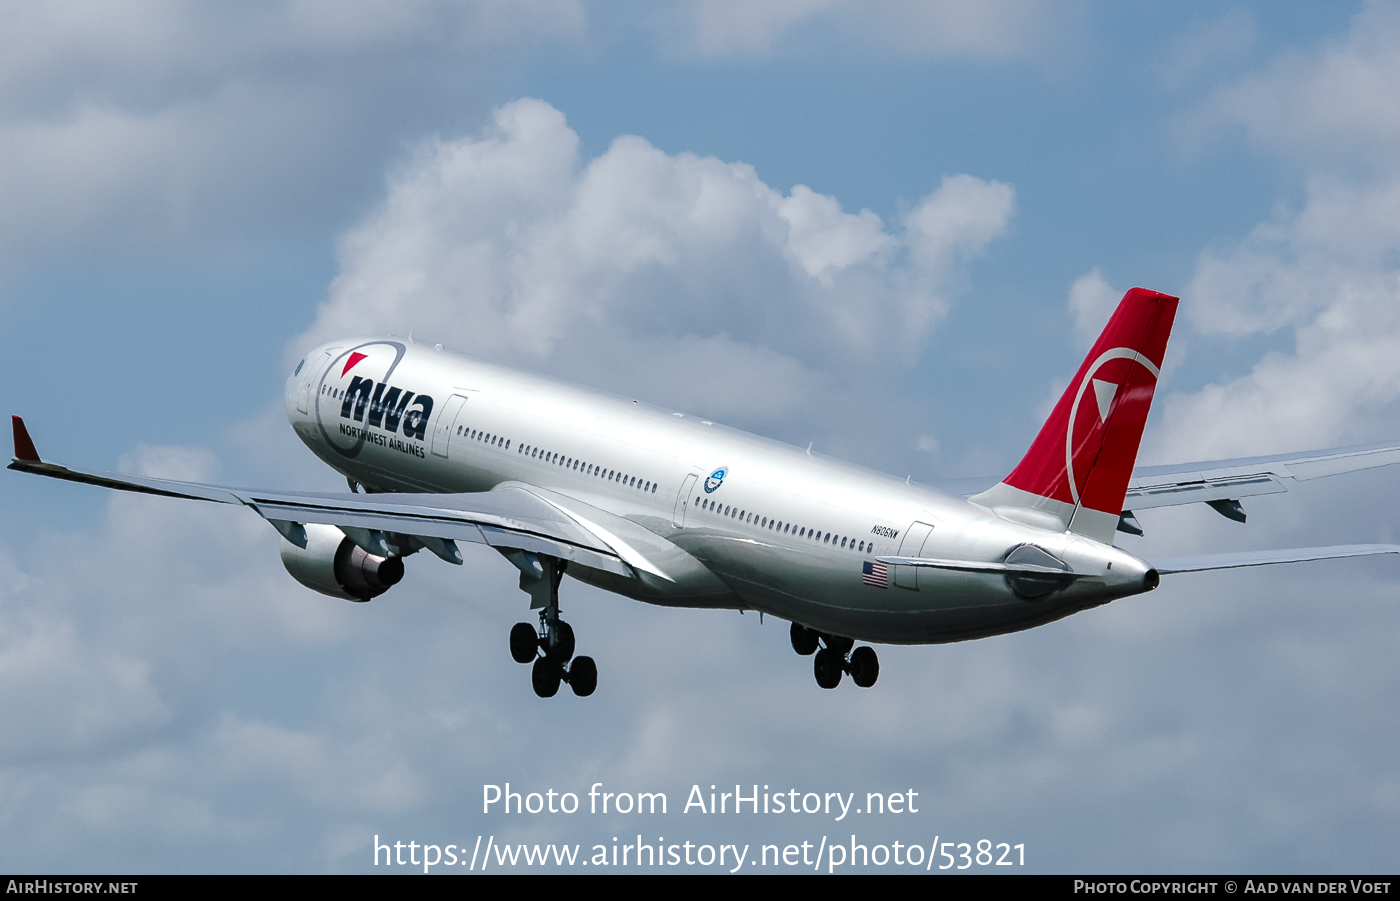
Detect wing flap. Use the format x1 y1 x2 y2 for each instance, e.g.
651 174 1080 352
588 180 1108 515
247 491 633 577
1126 474 1287 509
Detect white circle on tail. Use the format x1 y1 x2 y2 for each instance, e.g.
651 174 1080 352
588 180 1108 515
1065 347 1161 505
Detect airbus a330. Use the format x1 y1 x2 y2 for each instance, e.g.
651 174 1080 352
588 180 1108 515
12 288 1400 697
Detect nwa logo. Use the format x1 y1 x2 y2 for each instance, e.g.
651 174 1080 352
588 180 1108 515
340 375 433 438
704 467 727 493
317 343 433 459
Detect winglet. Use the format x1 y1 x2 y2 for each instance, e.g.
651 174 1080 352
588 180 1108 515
11 415 40 462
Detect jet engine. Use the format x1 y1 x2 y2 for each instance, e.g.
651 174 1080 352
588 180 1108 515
279 523 404 601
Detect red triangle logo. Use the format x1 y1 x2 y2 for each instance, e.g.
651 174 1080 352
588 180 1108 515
341 352 368 377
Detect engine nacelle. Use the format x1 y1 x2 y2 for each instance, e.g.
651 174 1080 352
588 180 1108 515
279 523 404 602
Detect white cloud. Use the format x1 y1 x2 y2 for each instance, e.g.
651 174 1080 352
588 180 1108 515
1178 0 1400 170
0 1 586 267
1151 4 1400 462
0 605 169 758
0 1 585 105
297 98 1014 426
1067 266 1119 346
684 0 835 56
778 184 893 283
676 0 1070 61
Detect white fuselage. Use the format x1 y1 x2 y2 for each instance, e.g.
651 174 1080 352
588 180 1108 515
286 339 1156 644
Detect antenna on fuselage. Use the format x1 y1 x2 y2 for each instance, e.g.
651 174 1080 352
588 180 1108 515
806 442 813 455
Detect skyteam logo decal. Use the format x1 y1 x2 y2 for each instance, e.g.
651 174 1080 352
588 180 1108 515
703 467 728 493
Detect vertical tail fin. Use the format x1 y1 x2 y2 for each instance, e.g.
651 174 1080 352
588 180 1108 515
971 287 1178 543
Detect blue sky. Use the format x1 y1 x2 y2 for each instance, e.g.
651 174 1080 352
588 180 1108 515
2 0 1399 873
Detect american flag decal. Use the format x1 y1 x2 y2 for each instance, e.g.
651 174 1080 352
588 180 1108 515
862 560 888 588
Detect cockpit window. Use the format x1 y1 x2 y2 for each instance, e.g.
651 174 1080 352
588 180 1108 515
294 359 304 376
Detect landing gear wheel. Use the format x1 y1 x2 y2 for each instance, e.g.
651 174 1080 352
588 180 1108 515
569 656 598 697
510 622 539 663
548 620 576 662
790 622 819 656
531 657 561 698
849 646 879 688
814 648 843 689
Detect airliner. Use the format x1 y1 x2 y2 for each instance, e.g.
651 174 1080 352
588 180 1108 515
11 288 1400 697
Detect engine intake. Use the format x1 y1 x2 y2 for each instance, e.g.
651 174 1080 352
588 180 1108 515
279 523 404 601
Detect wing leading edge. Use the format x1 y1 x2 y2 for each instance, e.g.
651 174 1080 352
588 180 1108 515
8 415 634 578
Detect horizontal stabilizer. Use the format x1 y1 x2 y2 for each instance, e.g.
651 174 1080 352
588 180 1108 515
946 439 1400 520
1125 442 1400 509
1128 441 1400 510
1153 544 1400 574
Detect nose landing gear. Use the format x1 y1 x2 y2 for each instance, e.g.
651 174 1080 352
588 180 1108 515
790 622 878 689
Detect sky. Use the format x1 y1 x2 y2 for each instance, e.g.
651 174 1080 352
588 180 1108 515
2 0 1399 874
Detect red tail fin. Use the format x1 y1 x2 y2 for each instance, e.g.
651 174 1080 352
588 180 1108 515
973 288 1178 542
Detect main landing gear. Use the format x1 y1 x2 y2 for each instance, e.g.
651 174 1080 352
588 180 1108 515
505 554 596 698
790 622 879 689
